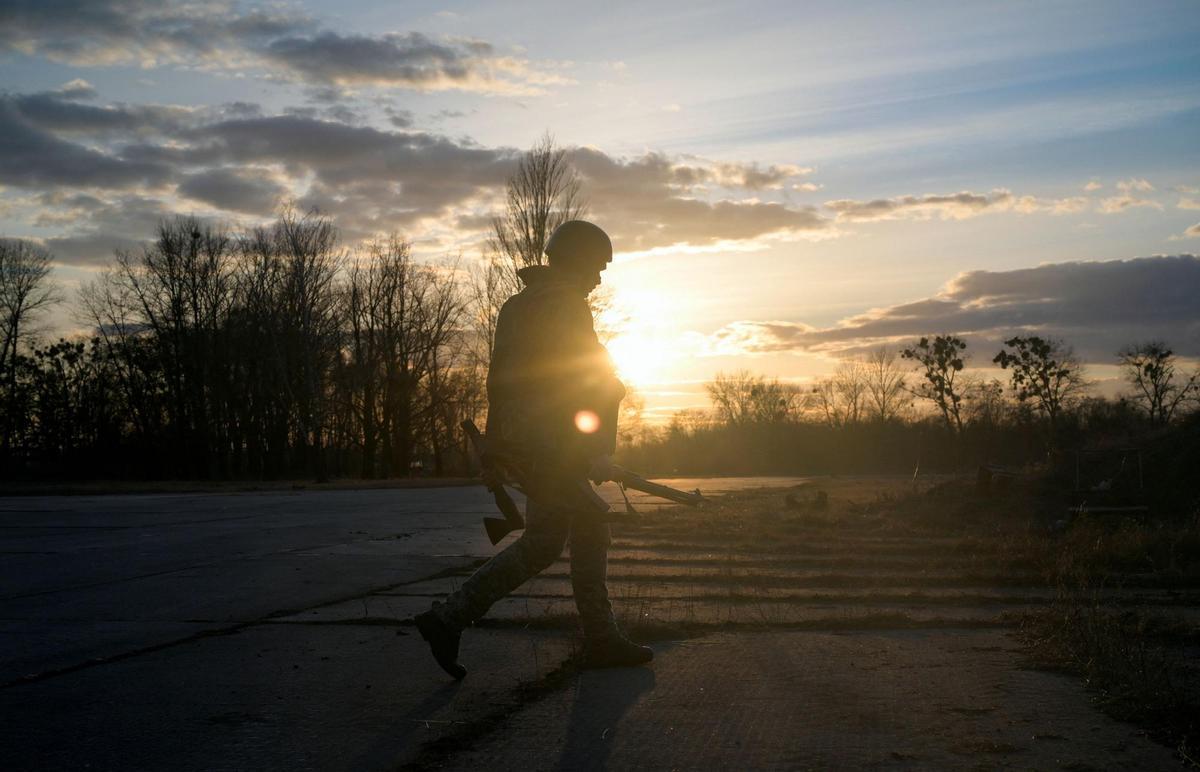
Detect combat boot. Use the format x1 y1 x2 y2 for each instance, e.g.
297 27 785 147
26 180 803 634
414 605 467 680
582 636 653 669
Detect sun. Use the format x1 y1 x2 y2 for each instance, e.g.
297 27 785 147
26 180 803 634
606 333 664 386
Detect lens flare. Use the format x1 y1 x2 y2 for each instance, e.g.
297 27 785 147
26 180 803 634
574 410 601 433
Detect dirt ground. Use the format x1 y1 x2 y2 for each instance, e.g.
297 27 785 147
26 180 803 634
397 476 1197 770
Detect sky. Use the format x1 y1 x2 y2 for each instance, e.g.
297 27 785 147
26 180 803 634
2 0 1199 420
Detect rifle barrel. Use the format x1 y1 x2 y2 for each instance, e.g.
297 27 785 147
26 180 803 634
610 468 704 507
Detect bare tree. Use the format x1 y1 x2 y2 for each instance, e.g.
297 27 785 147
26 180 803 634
415 259 468 476
707 371 800 427
111 217 237 476
0 238 58 455
470 133 590 372
466 249 510 370
267 208 342 479
808 359 868 428
863 347 909 422
490 132 587 286
964 378 1008 429
1117 341 1199 425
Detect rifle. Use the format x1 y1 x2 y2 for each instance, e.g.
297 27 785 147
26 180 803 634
461 419 704 545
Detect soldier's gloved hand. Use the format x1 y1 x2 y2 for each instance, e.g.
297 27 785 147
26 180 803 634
587 454 615 484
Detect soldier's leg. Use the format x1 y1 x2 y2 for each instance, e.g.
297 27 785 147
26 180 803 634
433 498 568 631
567 511 619 641
570 508 654 667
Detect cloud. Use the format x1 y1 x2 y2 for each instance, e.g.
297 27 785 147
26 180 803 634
0 0 310 68
1083 180 1103 192
40 195 177 265
18 81 1149 270
0 0 564 96
0 98 173 189
1098 178 1162 213
824 188 1093 221
263 32 567 94
177 167 287 215
825 189 1015 221
697 255 1200 360
671 156 813 191
54 79 98 100
569 149 830 251
2 87 195 137
4 82 834 262
1011 195 1090 215
1180 223 1200 239
1178 197 1200 211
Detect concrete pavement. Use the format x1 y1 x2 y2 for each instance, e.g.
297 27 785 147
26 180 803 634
0 479 798 768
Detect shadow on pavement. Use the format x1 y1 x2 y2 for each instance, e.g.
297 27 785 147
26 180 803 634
557 665 656 771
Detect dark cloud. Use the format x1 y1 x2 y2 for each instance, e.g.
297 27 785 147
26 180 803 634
0 0 312 67
262 32 551 93
0 1 560 95
386 108 415 128
3 88 193 136
0 99 172 189
702 256 1200 360
177 115 512 234
177 167 286 215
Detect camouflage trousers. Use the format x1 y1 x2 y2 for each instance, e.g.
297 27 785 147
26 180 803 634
433 480 619 641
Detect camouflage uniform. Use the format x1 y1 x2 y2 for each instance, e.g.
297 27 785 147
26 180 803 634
434 264 625 641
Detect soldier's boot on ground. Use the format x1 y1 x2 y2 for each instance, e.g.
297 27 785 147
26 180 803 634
414 604 467 680
581 635 653 669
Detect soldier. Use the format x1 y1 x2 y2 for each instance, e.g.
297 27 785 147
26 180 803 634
414 220 652 679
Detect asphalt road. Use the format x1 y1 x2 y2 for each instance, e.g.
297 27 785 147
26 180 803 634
0 477 801 769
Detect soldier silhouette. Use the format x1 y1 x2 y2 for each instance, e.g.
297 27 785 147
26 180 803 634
415 220 652 678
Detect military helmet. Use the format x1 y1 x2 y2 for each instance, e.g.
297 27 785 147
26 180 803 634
545 220 612 272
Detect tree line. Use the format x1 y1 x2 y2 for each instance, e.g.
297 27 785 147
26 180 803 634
0 212 481 479
621 335 1199 476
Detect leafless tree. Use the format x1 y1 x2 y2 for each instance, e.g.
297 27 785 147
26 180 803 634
265 208 342 479
1117 341 1199 425
964 378 1009 429
110 217 237 475
863 346 910 422
470 133 590 372
809 359 868 427
708 370 801 427
415 259 468 476
466 249 510 370
0 238 58 455
490 132 587 287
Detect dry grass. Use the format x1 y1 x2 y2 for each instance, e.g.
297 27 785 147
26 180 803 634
613 475 1200 765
